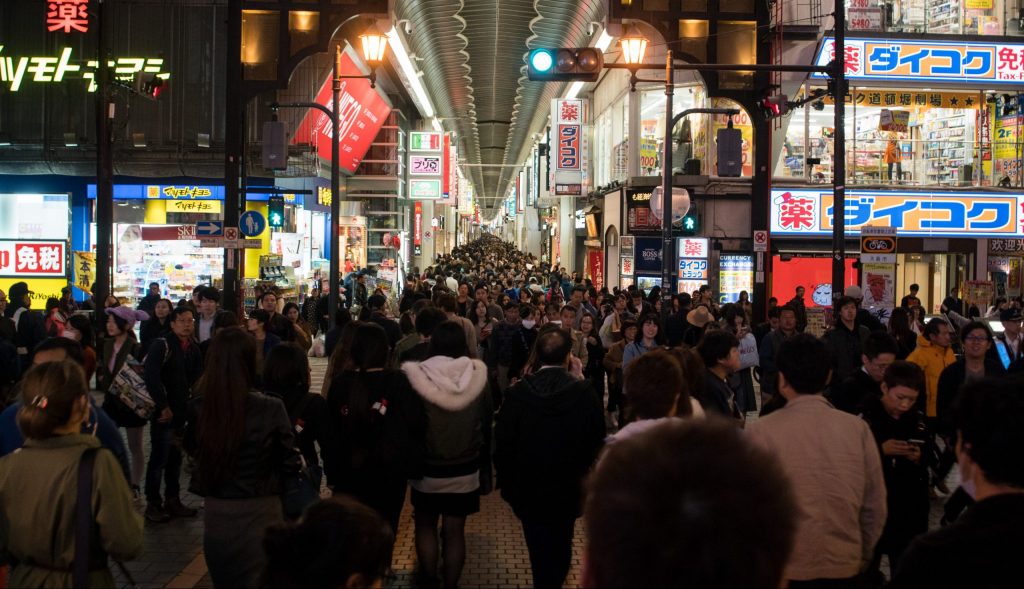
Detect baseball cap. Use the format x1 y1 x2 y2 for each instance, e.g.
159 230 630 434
1000 308 1022 322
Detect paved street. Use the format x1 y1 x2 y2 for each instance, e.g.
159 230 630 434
108 356 950 589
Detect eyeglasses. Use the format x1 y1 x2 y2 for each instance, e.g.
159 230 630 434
964 336 989 343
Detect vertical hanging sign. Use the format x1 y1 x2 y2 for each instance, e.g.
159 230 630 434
550 98 586 196
860 226 897 316
414 201 423 256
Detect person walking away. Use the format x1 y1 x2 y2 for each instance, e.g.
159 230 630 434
787 286 809 333
746 334 887 588
401 322 491 589
98 306 151 498
143 306 203 523
887 307 918 360
324 323 425 552
0 361 143 587
6 281 47 372
495 328 605 589
184 326 301 588
859 361 930 578
605 349 694 449
64 314 98 384
889 377 1024 588
263 344 328 489
827 332 899 415
823 296 872 386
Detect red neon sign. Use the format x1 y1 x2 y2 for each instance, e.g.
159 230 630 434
47 0 90 34
292 47 392 174
414 202 422 246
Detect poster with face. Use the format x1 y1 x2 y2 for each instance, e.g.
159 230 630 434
861 263 895 307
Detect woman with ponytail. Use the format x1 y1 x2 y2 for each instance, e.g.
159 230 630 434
324 322 426 550
184 327 301 588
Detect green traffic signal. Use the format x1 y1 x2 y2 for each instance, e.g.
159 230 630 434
268 196 285 228
679 213 699 235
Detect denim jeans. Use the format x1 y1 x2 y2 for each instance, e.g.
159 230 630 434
145 420 183 504
519 515 576 589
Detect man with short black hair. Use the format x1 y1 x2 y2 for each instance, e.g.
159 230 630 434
827 332 899 414
747 334 886 588
194 286 221 343
824 295 872 386
399 306 447 364
787 286 808 333
487 301 528 397
698 330 743 419
475 283 504 322
890 377 1024 588
584 420 797 589
759 304 799 407
138 281 162 315
366 294 402 349
900 283 920 309
496 328 605 589
437 293 477 357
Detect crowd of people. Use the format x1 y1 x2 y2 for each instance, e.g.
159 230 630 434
0 233 1022 588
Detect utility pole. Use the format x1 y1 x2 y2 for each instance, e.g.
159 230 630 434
660 50 674 322
95 0 113 304
329 45 342 329
832 4 848 302
224 0 243 313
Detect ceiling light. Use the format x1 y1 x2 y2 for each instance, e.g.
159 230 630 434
387 26 435 118
565 81 584 100
595 29 614 53
432 118 443 132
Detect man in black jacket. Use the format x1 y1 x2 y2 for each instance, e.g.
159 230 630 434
495 328 605 589
143 306 204 523
889 376 1024 588
827 332 898 414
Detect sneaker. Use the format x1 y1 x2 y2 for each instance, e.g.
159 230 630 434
145 503 171 523
164 497 198 518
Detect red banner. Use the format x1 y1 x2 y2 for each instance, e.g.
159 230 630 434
0 240 66 277
292 47 391 174
587 250 604 291
414 202 422 246
140 225 197 241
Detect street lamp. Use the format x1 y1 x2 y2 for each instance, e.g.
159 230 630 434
270 26 387 328
618 25 647 66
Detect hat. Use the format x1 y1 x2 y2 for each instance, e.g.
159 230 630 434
844 285 863 299
445 277 458 292
686 305 715 328
1000 307 1023 322
105 306 149 329
367 294 387 310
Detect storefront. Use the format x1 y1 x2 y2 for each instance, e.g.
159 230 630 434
0 193 71 302
846 0 1023 36
987 237 1024 298
770 186 1019 311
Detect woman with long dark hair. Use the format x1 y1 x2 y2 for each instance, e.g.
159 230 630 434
401 321 491 589
888 307 918 360
185 327 300 588
321 319 360 395
140 298 173 351
263 343 327 474
324 322 425 558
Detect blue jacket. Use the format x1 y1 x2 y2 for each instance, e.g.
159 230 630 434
0 397 131 481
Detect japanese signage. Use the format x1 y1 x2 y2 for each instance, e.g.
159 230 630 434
410 132 442 151
848 8 883 32
410 155 442 176
989 238 1024 253
635 237 663 275
626 189 662 234
822 90 982 109
587 250 604 291
678 238 709 286
878 109 910 133
814 37 1024 85
678 238 709 259
139 225 198 241
860 226 897 310
551 98 587 196
410 179 442 200
150 185 213 199
719 254 754 304
165 200 221 214
0 46 169 93
771 188 1024 238
620 235 634 257
292 46 391 174
678 258 709 280
860 225 897 264
639 138 659 170
73 251 94 294
0 240 66 277
47 0 90 34
414 202 422 247
621 256 634 276
317 187 332 207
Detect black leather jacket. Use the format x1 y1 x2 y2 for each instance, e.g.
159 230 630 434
185 391 302 499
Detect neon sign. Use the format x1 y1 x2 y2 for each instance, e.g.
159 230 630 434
47 0 89 34
0 46 170 92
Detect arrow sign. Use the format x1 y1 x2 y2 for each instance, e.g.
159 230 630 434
196 221 224 237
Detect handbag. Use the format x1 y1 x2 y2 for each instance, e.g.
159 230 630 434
738 332 760 370
281 457 321 519
109 357 156 420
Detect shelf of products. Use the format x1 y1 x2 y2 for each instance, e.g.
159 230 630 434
927 0 962 34
114 239 223 306
922 109 973 186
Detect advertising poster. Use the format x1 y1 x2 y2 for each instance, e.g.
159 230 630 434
711 106 752 176
719 254 754 303
73 251 95 294
965 281 995 311
634 237 663 275
771 256 858 307
861 262 896 308
1009 257 1022 296
587 250 604 291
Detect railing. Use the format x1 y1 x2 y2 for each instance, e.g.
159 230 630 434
778 138 1024 187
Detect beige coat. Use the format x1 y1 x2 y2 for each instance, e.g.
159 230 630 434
0 434 144 588
746 394 886 582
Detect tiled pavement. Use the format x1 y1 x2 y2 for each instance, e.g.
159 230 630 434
109 357 950 588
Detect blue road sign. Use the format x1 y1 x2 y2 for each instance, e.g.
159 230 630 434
239 210 267 237
196 220 224 237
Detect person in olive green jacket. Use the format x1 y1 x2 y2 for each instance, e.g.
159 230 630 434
0 360 143 588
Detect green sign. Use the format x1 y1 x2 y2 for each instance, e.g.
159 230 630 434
0 46 170 92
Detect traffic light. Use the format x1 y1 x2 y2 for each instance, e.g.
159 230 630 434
678 212 700 235
761 94 789 119
527 48 603 82
268 196 284 228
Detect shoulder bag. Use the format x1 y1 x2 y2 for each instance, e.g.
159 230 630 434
76 448 137 589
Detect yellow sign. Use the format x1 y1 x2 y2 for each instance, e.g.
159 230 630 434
639 139 659 170
822 90 982 110
73 251 95 294
165 200 222 214
318 186 332 207
147 185 214 199
0 46 170 93
966 0 993 8
0 278 69 304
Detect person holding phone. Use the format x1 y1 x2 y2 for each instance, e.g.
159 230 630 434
859 361 930 577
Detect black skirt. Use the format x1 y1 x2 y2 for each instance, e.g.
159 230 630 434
410 487 480 517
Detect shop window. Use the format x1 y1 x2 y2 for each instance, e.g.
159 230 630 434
677 20 708 63
638 86 700 177
848 0 1020 36
716 21 755 90
241 10 279 81
288 11 320 58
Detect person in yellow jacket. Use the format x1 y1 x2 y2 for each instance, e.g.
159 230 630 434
884 132 903 183
906 320 956 418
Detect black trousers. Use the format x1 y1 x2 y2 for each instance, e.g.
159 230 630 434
519 515 576 589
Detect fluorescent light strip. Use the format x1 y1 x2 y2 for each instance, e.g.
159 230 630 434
432 117 443 132
387 27 435 118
